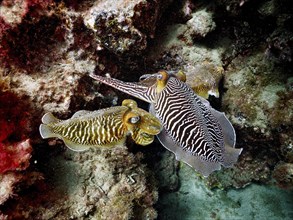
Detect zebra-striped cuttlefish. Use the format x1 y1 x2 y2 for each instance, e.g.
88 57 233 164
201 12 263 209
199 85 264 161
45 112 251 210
90 71 243 177
39 99 162 151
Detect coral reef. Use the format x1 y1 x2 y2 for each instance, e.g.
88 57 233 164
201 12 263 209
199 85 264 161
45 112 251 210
266 29 293 64
222 49 292 133
0 78 34 207
0 89 32 141
0 0 63 70
140 0 292 191
158 164 293 219
215 0 252 16
279 131 293 163
272 163 293 190
0 173 22 205
183 9 216 42
145 8 224 100
205 150 271 189
0 139 32 174
154 150 179 192
0 0 293 218
1 1 167 218
215 49 292 188
0 84 34 219
83 0 173 65
2 147 158 219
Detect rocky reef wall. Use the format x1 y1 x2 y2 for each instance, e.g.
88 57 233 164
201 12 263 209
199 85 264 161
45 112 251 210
0 0 292 219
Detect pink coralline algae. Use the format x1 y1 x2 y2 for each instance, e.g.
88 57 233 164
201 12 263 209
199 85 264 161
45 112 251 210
0 152 40 213
0 139 32 174
0 87 33 207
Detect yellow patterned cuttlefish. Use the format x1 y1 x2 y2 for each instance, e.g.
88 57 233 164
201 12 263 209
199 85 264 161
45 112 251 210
90 71 242 177
39 99 162 151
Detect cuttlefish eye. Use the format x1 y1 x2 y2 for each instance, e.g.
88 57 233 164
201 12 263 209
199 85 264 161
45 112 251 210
156 71 169 93
129 116 140 124
157 71 169 82
157 74 163 80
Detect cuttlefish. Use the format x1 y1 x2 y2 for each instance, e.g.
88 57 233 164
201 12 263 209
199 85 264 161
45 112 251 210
39 99 162 151
90 71 242 177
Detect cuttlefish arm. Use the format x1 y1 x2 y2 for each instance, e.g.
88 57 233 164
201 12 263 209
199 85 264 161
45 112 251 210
89 73 154 103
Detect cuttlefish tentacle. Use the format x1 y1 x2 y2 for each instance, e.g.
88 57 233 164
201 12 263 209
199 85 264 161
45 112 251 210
122 99 162 146
89 74 156 103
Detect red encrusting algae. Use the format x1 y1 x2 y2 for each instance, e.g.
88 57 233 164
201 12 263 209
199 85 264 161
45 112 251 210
0 139 32 174
0 88 33 206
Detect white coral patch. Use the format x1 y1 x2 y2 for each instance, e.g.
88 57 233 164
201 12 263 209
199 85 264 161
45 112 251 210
0 0 28 25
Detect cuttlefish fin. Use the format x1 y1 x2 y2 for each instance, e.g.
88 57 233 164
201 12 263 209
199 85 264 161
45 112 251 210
72 110 92 118
41 112 60 124
210 109 236 148
62 138 91 152
157 128 221 177
196 94 236 149
40 112 60 139
209 108 242 167
40 112 90 152
149 104 221 177
39 124 90 152
196 95 242 166
222 145 243 167
39 124 56 139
